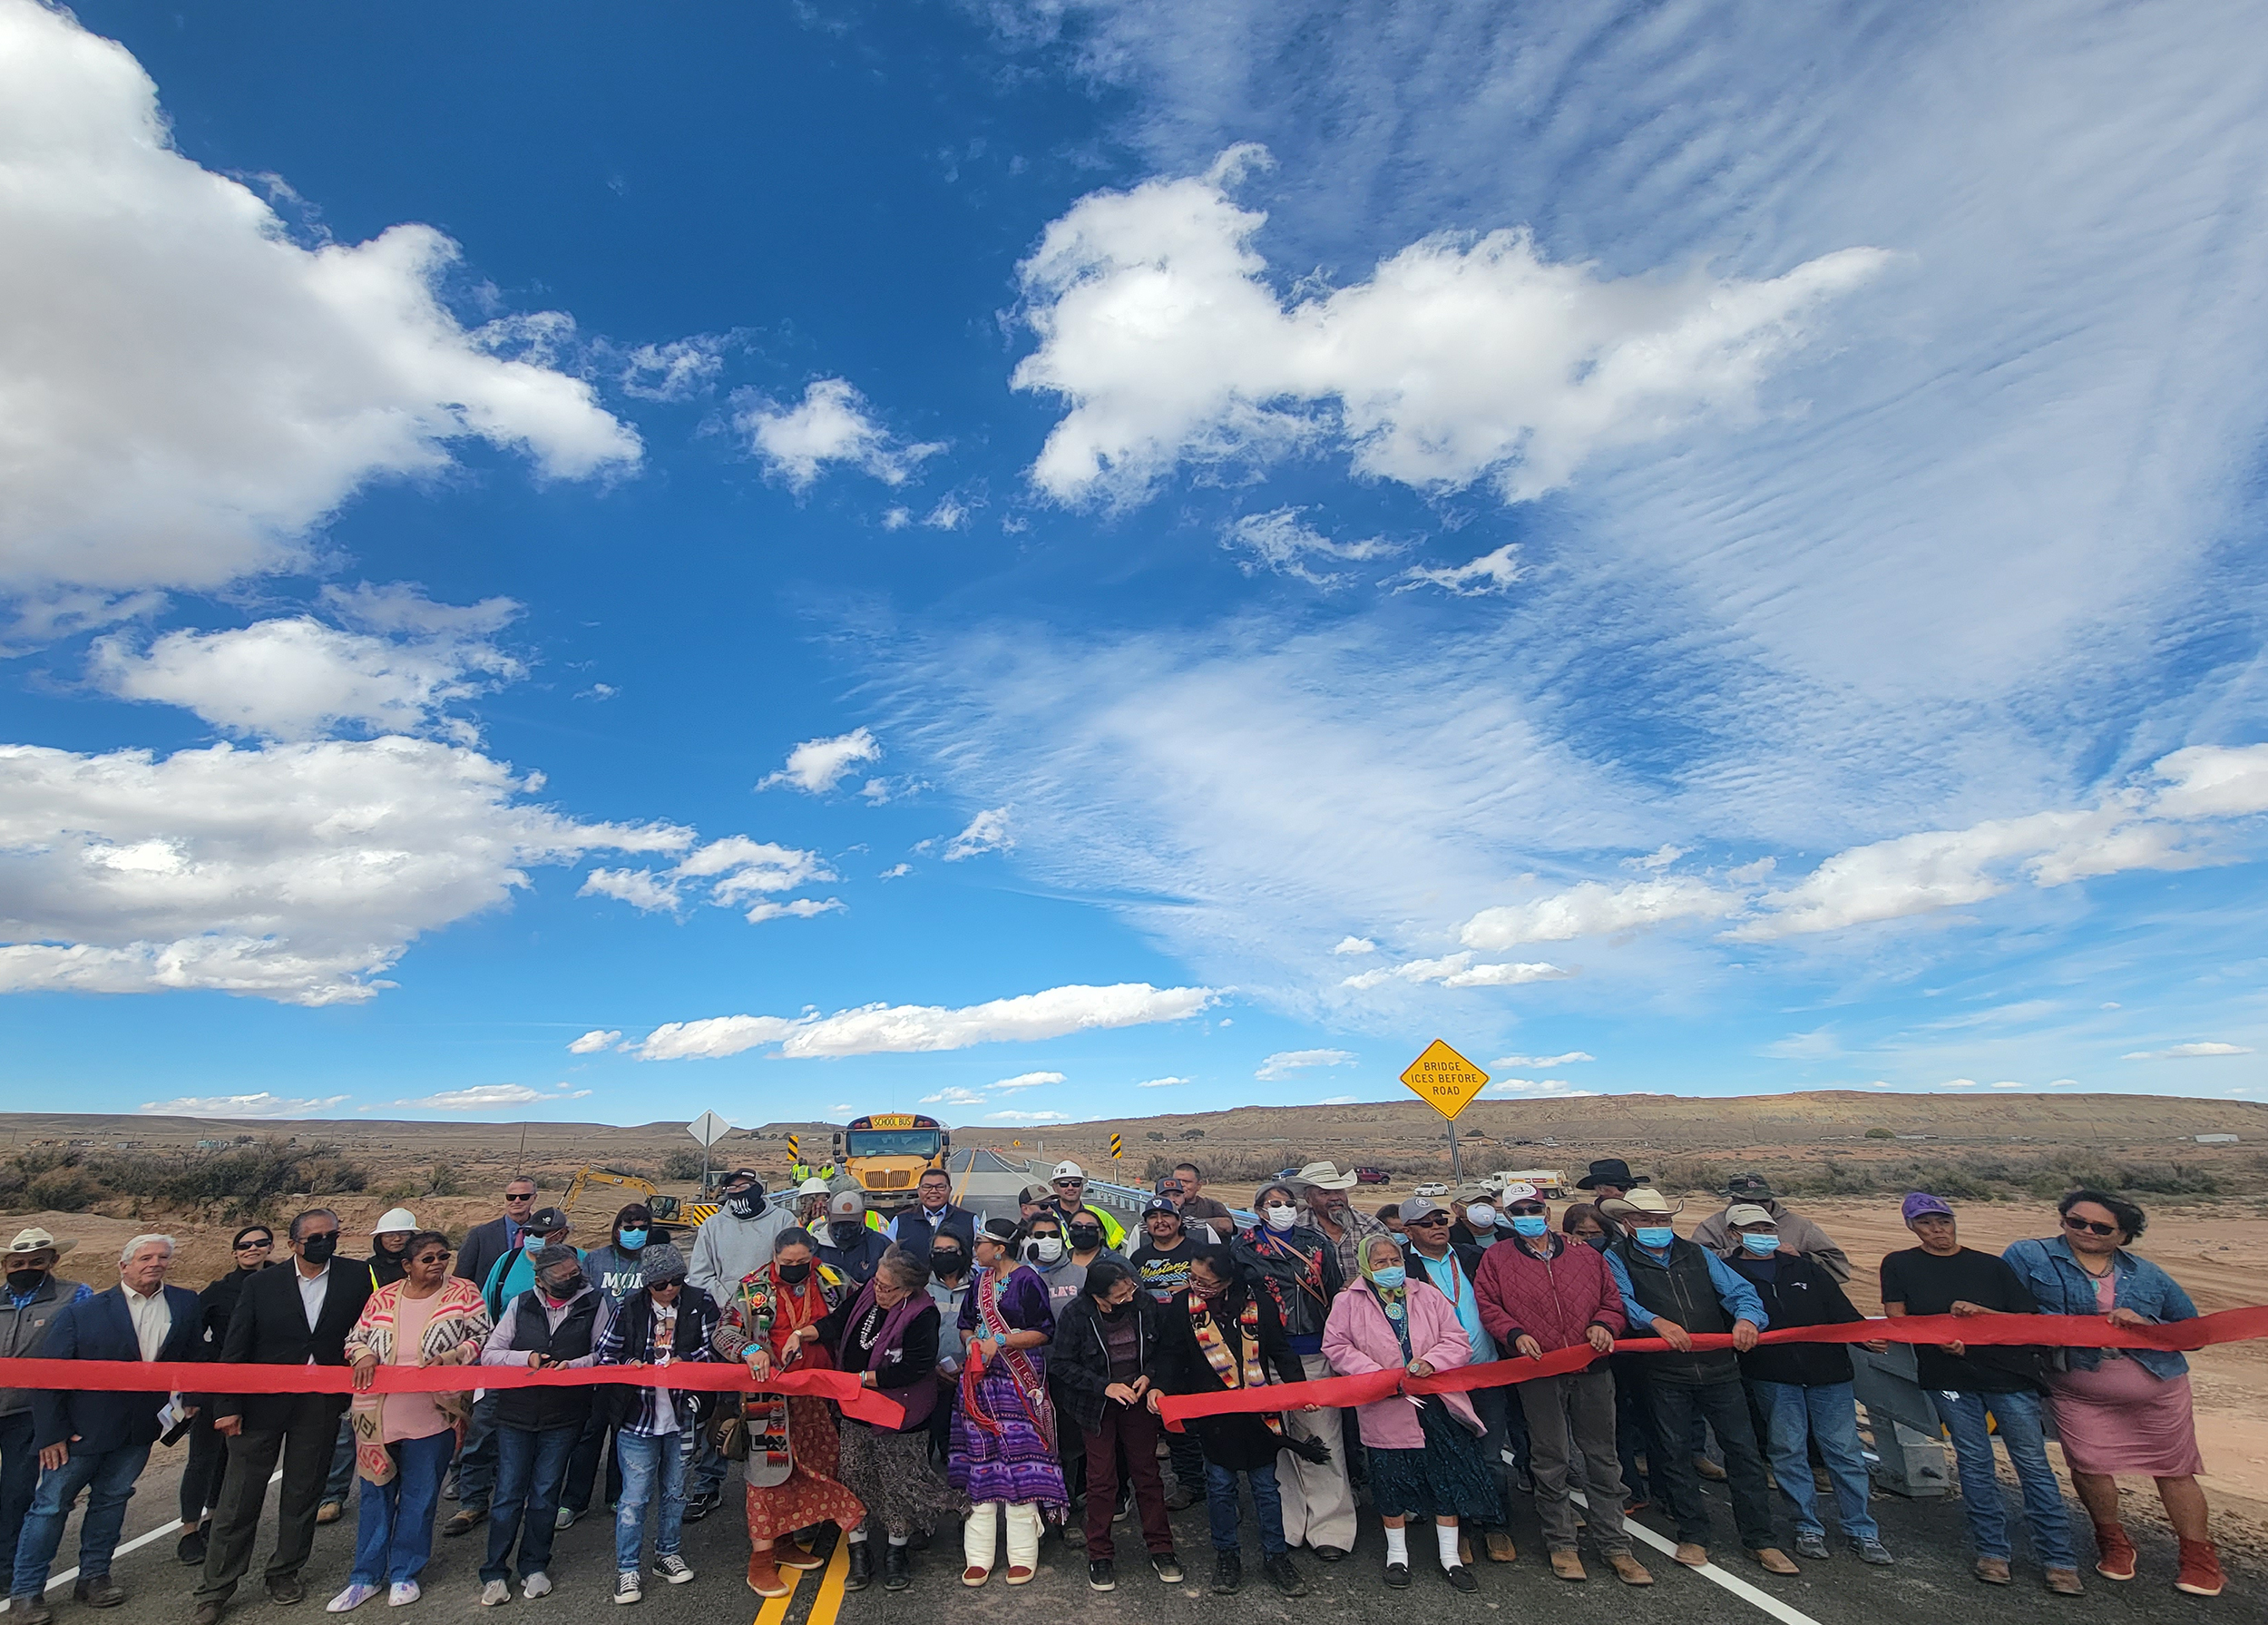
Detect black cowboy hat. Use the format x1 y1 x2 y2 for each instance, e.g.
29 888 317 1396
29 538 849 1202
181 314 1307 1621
1574 1158 1652 1190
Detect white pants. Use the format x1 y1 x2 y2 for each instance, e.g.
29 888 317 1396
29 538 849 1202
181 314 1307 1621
1276 1352 1358 1551
963 1501 1042 1573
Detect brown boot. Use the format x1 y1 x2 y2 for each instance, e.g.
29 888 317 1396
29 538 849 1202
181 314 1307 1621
1484 1532 1517 1564
1975 1556 2012 1585
1753 1548 1800 1576
1549 1551 1587 1581
2044 1567 2085 1596
2175 1539 2225 1599
2092 1522 2136 1581
1673 1542 1708 1568
1608 1553 1654 1586
746 1552 789 1598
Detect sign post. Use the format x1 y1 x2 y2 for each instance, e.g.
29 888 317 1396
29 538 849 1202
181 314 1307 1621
687 1110 732 1200
1397 1041 1489 1184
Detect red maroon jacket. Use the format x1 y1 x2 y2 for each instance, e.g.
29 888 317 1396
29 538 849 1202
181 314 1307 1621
1474 1233 1626 1357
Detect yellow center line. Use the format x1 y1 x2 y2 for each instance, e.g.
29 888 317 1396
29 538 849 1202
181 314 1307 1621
751 1549 807 1625
801 1538 851 1625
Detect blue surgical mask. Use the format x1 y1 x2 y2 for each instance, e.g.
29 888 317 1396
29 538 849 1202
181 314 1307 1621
1370 1266 1406 1290
522 1233 544 1252
1634 1225 1676 1249
1510 1215 1549 1238
1741 1233 1780 1257
617 1229 648 1251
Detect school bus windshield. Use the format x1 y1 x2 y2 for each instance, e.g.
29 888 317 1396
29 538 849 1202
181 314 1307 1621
845 1128 943 1159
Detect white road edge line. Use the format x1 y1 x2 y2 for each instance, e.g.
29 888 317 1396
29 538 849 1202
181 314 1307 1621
1570 1491 1827 1625
9 1469 287 1601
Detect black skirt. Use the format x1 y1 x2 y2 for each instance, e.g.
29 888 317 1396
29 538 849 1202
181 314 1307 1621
1363 1400 1500 1521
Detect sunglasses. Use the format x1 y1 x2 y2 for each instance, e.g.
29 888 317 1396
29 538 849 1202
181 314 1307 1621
1507 1204 1547 1217
1052 1180 1083 1189
236 1239 274 1250
1405 1215 1449 1228
503 1193 535 1203
2061 1214 2121 1238
412 1250 451 1264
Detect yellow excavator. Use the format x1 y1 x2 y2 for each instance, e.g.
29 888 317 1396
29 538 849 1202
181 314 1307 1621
560 1166 719 1236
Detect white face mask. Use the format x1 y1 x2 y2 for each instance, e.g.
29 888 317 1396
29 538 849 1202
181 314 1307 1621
1030 1237 1065 1264
1465 1203 1498 1229
1262 1204 1298 1232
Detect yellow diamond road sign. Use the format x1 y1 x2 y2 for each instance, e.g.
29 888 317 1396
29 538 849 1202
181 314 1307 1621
1399 1040 1490 1121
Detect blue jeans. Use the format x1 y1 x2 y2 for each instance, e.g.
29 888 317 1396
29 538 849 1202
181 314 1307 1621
1203 1459 1286 1555
1930 1389 2075 1569
350 1431 453 1587
326 1415 357 1505
10 1441 151 1597
482 1423 579 1584
1750 1380 1880 1542
0 1413 37 1581
455 1394 500 1510
613 1431 690 1572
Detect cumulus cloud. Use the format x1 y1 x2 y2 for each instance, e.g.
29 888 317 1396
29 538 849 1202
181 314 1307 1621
761 728 882 794
1494 1051 1594 1067
1386 543 1524 597
1461 878 1741 948
992 1071 1066 1091
394 1083 593 1111
943 808 1013 861
2149 744 2268 819
1484 1078 1595 1097
567 1029 621 1054
919 1085 990 1106
0 737 686 1005
735 378 942 489
1012 146 1888 507
1218 507 1398 586
1256 1047 1356 1081
1332 935 1376 955
2122 1042 2253 1060
138 1091 348 1118
580 835 837 925
741 898 845 924
1137 1075 1188 1087
0 0 638 595
1340 952 1569 990
638 981 1214 1061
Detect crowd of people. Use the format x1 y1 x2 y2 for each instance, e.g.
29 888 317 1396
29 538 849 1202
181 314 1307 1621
0 1151 2234 1620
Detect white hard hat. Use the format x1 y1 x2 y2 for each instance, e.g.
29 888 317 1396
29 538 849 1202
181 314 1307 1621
797 1177 830 1197
373 1208 418 1235
1051 1160 1085 1181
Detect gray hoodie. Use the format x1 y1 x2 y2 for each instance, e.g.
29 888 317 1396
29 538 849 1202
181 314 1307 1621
687 1201 798 1303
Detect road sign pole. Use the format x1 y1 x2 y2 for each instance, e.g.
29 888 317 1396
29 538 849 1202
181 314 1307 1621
1448 1117 1461 1183
1399 1039 1488 1188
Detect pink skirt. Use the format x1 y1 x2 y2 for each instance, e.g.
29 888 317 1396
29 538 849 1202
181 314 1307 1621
2046 1356 2203 1477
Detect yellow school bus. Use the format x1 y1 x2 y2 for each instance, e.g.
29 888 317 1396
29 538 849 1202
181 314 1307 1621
834 1112 952 1218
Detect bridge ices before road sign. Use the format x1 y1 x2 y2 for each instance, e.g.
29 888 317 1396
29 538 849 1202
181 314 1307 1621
1399 1040 1489 1121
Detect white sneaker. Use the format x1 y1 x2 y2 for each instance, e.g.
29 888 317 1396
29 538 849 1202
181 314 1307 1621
478 1581 511 1608
386 1583 419 1607
327 1583 380 1613
654 1557 693 1586
612 1573 640 1607
521 1574 552 1601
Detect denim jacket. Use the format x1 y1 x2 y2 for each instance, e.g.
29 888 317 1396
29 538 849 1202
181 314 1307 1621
2000 1236 2195 1379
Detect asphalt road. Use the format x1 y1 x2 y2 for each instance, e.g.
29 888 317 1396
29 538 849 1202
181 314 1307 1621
10 1426 2249 1625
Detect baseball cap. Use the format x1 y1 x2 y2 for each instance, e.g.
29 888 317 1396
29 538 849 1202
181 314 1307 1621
828 1189 866 1219
1398 1194 1450 1224
1725 1173 1776 1200
529 1207 572 1235
1018 1183 1053 1206
1902 1191 1954 1222
1051 1160 1086 1182
1143 1196 1179 1216
1497 1181 1541 1206
1725 1202 1775 1228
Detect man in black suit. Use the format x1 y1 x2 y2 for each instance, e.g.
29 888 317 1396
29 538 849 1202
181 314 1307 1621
192 1209 371 1625
454 1176 538 1297
442 1176 537 1534
7 1234 202 1623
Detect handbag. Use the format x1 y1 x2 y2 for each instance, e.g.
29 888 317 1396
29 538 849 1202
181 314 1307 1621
707 1397 750 1463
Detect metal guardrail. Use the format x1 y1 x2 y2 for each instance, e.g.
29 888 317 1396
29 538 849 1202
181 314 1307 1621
1849 1343 1952 1498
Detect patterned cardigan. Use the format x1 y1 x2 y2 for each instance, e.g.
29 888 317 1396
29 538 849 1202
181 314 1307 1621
344 1277 490 1483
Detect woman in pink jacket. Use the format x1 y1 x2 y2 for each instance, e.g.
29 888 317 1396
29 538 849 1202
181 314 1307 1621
1322 1234 1498 1593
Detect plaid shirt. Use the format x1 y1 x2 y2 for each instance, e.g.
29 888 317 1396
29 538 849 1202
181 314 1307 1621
592 1290 721 1436
1299 1201 1387 1286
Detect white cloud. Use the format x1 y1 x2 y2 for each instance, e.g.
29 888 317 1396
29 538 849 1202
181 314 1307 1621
2149 745 2268 819
567 1029 620 1054
1990 1081 2026 1089
2122 1042 2253 1060
985 1109 1072 1122
924 496 970 530
581 835 836 924
761 729 882 795
1137 1075 1188 1087
1012 146 1888 507
393 1083 593 1111
138 1091 348 1118
919 1086 991 1106
0 0 637 595
1331 935 1376 955
1341 951 1570 990
735 378 941 489
1218 507 1399 587
1256 1047 1356 1081
741 898 844 924
1386 543 1524 598
91 599 523 744
0 737 685 1005
615 337 726 401
1940 1078 1980 1089
882 507 913 530
1461 877 1741 948
1494 1051 1594 1067
639 981 1215 1061
879 861 912 878
1484 1078 1596 1097
1317 1094 1360 1105
992 1071 1066 1091
2048 1079 2081 1088
943 807 1013 861
1762 1028 1840 1061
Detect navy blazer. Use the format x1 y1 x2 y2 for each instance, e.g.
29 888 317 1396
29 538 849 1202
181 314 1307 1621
31 1284 204 1454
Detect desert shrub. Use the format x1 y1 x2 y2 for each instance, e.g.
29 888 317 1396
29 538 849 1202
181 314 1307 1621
1653 1157 1721 1195
1864 1127 1895 1140
426 1162 464 1197
378 1181 422 1204
25 1167 97 1212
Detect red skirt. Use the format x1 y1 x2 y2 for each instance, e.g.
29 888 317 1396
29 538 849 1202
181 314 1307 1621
743 1396 865 1539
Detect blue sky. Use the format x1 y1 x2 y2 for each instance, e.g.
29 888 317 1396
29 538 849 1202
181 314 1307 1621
5 0 2268 1129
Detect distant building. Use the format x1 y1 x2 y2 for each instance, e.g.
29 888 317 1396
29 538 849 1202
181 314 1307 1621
2195 1133 2240 1144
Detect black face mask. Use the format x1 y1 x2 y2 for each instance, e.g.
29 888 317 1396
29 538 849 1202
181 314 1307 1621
1068 1225 1103 1250
1581 1234 1611 1253
776 1261 812 1285
7 1268 49 1297
727 1189 764 1219
829 1220 866 1248
930 1250 964 1278
298 1232 338 1265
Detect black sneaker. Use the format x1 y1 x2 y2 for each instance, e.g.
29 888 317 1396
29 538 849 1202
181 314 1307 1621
845 1542 873 1592
1211 1552 1242 1595
1265 1553 1308 1597
681 1492 719 1523
1150 1552 1183 1585
1089 1560 1116 1592
1443 1563 1479 1594
882 1544 911 1592
1384 1562 1412 1590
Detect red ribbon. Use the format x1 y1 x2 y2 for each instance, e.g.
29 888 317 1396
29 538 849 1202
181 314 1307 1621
1153 1306 2268 1429
0 1357 905 1428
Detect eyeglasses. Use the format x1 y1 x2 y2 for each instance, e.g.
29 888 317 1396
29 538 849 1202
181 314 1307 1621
2062 1214 2121 1238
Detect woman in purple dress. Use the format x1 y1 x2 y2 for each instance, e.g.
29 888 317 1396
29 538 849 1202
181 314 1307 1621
950 1215 1068 1586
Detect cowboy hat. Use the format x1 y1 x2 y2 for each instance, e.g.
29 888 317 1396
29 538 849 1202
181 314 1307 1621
1293 1160 1358 1191
1575 1158 1650 1190
1598 1188 1683 1218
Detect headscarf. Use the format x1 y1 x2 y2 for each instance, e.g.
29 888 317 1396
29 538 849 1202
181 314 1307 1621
1358 1237 1407 1321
